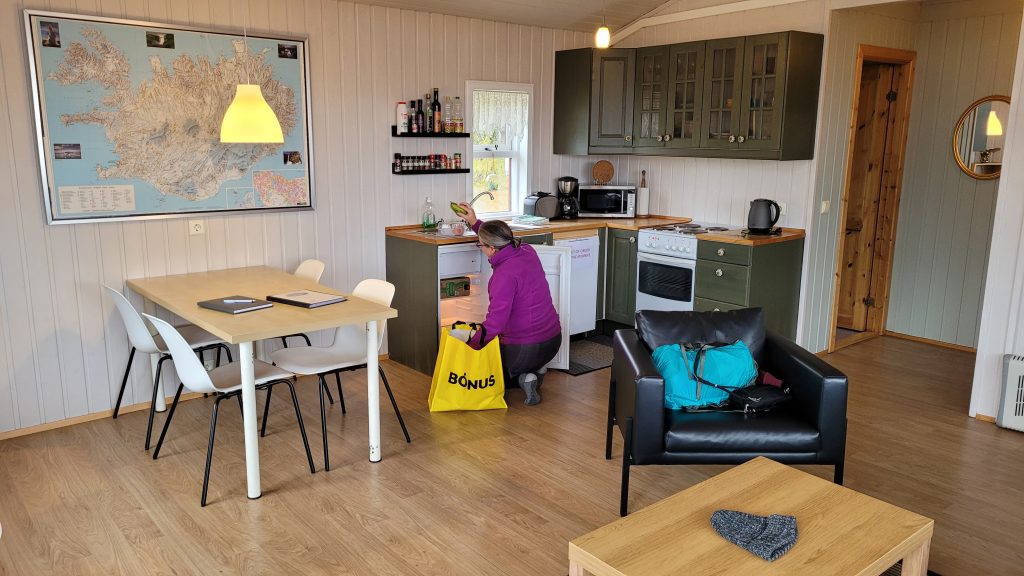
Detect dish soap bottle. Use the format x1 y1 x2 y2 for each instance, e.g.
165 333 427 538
422 196 436 230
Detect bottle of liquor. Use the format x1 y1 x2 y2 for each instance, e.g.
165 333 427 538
423 93 433 133
396 101 408 134
432 88 441 133
410 100 420 133
416 99 425 134
443 96 453 133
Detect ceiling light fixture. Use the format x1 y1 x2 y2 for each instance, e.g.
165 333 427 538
595 0 610 49
220 4 283 143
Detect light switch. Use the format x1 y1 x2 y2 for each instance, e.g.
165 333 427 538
779 202 788 216
189 220 205 235
820 200 830 214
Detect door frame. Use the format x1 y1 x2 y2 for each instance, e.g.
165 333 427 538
828 45 917 353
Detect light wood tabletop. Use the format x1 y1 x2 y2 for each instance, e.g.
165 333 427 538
127 266 396 344
569 457 934 576
127 265 398 499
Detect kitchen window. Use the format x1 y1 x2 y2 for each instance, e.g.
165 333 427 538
466 82 532 218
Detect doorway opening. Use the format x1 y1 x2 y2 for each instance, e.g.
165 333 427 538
829 45 916 352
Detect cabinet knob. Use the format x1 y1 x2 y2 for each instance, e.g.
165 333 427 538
656 135 664 142
717 248 726 256
625 135 633 142
664 134 672 141
728 135 737 143
629 236 636 244
715 268 724 277
737 136 746 143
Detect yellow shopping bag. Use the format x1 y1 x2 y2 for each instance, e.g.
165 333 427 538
428 323 507 411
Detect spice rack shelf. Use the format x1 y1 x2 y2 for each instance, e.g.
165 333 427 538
392 126 470 138
393 168 470 176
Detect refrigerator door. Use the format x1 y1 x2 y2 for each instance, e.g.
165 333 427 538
554 235 599 335
533 244 572 370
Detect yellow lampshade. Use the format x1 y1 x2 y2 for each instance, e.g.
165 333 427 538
220 84 284 143
987 109 1003 137
595 26 611 49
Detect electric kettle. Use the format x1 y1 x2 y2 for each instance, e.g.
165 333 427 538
747 199 781 234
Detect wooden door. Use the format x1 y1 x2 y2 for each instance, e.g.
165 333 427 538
837 63 895 330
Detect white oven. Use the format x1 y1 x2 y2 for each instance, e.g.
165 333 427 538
635 251 696 313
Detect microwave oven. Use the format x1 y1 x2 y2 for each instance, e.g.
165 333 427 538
575 185 636 218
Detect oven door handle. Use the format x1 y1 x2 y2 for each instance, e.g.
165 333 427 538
637 251 696 267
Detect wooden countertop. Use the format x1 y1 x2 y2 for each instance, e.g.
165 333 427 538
385 216 692 245
698 227 805 246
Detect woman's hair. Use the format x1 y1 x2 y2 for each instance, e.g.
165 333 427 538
477 220 522 250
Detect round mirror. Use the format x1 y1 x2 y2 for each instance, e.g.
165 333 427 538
953 95 1009 180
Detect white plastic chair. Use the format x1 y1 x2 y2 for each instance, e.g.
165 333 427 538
104 285 232 450
144 313 316 506
269 279 410 471
280 259 326 348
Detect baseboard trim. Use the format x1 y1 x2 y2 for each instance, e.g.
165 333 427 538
884 331 976 353
0 392 205 442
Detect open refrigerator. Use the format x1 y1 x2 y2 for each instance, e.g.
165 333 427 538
436 243 571 370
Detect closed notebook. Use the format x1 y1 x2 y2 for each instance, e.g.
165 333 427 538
197 295 273 314
266 289 346 308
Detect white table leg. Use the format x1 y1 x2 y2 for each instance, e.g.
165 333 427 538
239 341 262 498
367 320 381 462
144 300 166 412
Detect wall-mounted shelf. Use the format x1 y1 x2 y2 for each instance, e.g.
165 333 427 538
393 168 470 176
392 126 470 138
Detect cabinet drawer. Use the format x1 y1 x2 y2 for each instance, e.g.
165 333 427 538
694 297 744 313
696 260 750 305
697 241 751 266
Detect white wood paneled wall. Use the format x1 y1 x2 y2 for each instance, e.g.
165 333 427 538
0 0 592 433
887 6 1022 348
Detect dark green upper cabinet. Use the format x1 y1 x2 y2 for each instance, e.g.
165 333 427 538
553 31 823 160
553 48 635 155
700 38 744 149
634 43 704 152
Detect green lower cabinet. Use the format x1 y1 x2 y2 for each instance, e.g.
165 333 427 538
695 238 803 339
605 229 638 325
694 297 744 313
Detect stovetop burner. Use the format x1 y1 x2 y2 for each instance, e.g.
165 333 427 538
650 222 733 235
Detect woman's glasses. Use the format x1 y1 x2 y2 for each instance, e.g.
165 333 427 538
476 242 489 249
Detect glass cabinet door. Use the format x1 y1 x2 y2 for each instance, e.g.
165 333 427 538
700 38 743 148
739 33 788 150
666 42 704 149
633 46 669 148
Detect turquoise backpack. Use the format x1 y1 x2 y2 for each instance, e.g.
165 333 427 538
653 341 757 410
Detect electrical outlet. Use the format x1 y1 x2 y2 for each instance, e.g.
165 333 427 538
203 357 215 371
820 200 830 214
189 220 205 235
779 202 788 216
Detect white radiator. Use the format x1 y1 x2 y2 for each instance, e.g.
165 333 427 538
998 354 1024 432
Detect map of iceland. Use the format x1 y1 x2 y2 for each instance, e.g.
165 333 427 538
30 14 311 221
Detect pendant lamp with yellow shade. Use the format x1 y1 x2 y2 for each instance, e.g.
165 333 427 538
219 4 284 144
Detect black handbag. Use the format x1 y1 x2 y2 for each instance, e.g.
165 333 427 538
687 343 791 413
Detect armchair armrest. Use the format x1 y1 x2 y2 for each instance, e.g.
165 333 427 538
763 331 848 462
612 330 666 462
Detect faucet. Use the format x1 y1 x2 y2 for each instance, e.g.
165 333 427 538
470 191 495 206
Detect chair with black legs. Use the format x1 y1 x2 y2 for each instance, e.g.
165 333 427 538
268 279 410 471
276 259 338 407
145 313 316 507
104 285 232 450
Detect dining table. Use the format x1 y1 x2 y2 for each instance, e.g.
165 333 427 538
127 265 398 499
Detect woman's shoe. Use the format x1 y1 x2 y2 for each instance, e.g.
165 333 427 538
519 373 541 406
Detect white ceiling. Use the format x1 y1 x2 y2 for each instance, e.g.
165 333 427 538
340 0 678 32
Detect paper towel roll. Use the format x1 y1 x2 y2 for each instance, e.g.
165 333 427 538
637 187 650 217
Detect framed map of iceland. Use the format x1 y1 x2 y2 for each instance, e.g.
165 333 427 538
24 10 314 224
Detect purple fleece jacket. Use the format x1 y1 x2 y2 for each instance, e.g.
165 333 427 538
468 220 561 348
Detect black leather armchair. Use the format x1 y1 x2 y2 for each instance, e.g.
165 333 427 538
606 308 848 516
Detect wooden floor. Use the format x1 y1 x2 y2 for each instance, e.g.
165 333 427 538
1 336 1022 575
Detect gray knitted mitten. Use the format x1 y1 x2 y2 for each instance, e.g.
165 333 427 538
710 509 798 562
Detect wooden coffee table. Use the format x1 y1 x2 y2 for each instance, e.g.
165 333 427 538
569 457 933 576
